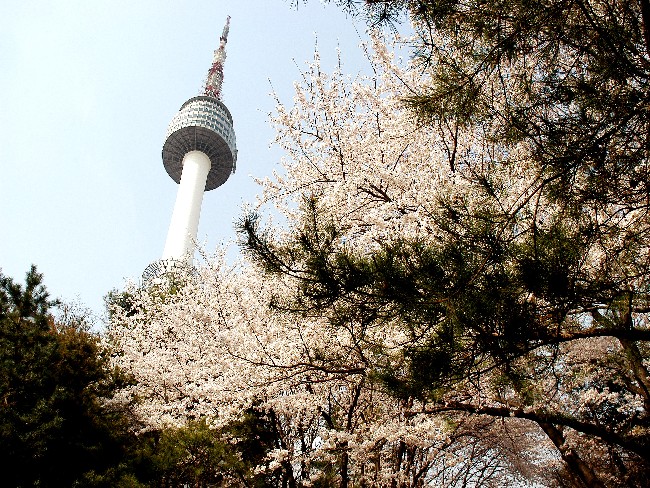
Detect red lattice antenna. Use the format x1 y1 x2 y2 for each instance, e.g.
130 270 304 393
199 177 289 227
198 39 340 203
204 16 230 99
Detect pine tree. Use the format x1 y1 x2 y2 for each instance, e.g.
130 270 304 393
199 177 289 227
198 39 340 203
0 266 134 487
240 1 650 485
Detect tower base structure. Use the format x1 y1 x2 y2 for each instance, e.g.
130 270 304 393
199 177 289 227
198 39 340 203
142 258 195 284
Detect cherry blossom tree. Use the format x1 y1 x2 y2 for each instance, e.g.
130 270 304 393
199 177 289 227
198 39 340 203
238 17 650 487
111 6 650 481
109 250 538 486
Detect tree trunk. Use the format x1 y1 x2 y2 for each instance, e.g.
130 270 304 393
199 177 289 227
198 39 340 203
537 422 604 488
340 447 349 488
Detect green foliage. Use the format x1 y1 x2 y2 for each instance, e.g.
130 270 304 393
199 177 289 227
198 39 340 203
227 406 281 480
121 407 283 488
132 420 245 486
0 266 136 487
105 289 141 319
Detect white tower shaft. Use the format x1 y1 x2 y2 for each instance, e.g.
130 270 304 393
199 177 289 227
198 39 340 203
162 150 211 263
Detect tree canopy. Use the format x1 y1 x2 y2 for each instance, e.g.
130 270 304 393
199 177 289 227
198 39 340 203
239 0 650 485
106 1 650 486
0 267 135 487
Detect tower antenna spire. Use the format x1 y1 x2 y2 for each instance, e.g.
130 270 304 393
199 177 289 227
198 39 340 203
204 15 231 99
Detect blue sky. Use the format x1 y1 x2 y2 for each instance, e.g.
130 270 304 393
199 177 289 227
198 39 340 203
0 1 382 318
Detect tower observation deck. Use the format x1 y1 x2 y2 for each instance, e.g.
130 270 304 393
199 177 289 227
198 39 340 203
143 17 237 282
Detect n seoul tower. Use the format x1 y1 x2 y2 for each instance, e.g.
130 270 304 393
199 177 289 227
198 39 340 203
143 17 237 281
